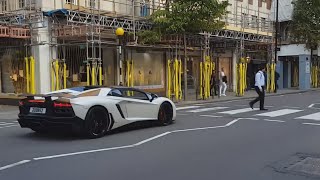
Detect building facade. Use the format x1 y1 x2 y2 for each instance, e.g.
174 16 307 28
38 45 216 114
0 0 273 101
271 0 320 90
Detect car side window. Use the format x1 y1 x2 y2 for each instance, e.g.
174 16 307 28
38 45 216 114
107 89 123 97
123 90 149 100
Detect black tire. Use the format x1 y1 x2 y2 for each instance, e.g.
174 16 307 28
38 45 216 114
158 102 173 126
84 106 110 139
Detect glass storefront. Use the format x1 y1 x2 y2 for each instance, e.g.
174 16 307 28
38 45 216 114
129 50 165 89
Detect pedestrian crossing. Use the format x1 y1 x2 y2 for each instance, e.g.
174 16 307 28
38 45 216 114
177 105 320 122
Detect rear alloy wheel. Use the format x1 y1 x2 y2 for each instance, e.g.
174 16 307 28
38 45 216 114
158 102 173 126
84 106 110 139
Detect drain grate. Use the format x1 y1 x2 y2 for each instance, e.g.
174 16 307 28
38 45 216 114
270 153 320 178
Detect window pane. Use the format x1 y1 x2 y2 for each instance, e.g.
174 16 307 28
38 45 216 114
131 51 164 87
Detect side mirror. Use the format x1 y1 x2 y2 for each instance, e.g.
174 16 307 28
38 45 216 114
150 93 158 102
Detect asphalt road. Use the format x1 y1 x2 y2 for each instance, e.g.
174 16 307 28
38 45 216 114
0 91 320 180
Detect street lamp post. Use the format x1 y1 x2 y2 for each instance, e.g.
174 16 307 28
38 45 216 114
116 27 125 85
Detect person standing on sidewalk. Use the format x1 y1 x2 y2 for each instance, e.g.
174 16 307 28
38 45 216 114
219 67 227 96
249 65 268 111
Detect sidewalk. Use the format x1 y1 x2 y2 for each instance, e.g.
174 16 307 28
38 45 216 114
175 88 320 106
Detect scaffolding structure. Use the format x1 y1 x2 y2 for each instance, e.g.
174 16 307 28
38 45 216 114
0 0 274 94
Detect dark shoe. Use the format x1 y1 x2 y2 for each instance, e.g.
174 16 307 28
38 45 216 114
260 108 268 111
249 102 253 109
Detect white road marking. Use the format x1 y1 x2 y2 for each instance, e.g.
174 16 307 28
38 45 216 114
256 109 303 117
263 119 286 123
308 104 314 108
302 123 320 126
0 160 30 171
200 115 223 118
134 132 171 146
176 106 201 110
0 122 15 126
33 145 135 161
0 125 19 129
177 113 189 115
186 107 228 113
171 125 226 133
225 119 240 126
218 108 259 115
296 112 320 121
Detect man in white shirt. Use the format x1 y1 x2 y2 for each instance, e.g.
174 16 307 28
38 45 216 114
249 66 268 110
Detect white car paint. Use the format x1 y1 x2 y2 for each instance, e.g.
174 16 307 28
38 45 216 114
49 87 176 130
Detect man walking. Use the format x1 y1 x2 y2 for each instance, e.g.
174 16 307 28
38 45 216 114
249 65 268 111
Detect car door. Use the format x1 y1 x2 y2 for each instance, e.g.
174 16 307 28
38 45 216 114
122 89 158 120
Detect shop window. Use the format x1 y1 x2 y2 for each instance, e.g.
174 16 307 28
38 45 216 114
131 51 164 87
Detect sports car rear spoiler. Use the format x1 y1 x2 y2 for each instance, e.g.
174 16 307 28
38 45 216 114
18 93 72 103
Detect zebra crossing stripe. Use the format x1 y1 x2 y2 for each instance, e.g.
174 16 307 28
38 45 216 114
218 108 259 115
296 112 320 121
186 107 228 113
256 109 303 117
176 106 201 111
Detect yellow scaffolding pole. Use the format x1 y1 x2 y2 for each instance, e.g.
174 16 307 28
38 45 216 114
86 63 90 86
25 57 30 93
55 60 60 90
178 59 182 100
199 62 203 97
99 64 102 86
30 56 36 94
167 60 171 98
63 61 67 89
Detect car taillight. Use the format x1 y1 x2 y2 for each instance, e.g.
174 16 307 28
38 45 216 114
54 102 72 108
19 101 24 106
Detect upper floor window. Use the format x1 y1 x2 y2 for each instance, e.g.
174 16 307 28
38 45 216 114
89 0 96 8
1 0 7 11
66 0 77 5
19 0 24 9
261 17 266 31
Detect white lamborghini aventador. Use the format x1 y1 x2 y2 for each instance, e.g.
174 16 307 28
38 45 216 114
17 86 176 138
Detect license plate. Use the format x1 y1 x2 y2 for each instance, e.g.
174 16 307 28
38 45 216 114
29 107 46 114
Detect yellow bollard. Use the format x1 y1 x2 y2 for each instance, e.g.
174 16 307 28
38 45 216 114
25 57 30 93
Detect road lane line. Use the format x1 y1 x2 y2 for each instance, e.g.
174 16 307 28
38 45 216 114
177 113 189 115
0 160 31 171
200 115 223 118
176 106 201 110
186 107 228 113
302 123 320 126
256 109 303 117
218 108 259 115
134 132 171 146
263 119 285 123
171 125 226 133
0 123 15 126
0 125 19 129
296 112 320 121
33 145 135 160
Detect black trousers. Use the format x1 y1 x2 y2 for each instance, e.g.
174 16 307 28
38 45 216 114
250 86 265 109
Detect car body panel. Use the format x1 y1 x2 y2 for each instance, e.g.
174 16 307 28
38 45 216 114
18 86 176 133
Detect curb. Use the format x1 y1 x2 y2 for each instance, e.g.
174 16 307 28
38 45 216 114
175 89 319 107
